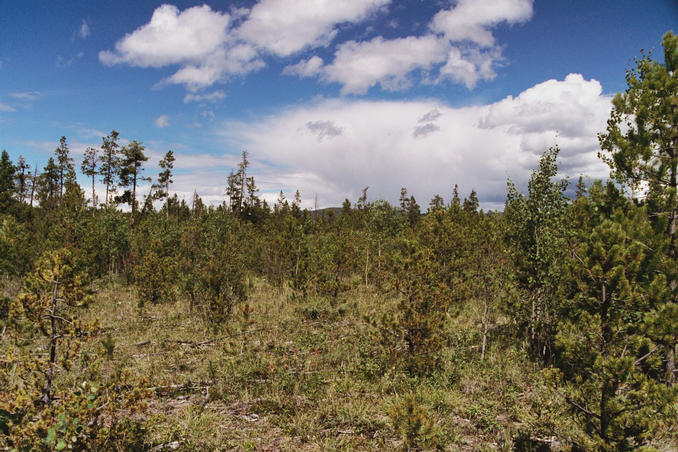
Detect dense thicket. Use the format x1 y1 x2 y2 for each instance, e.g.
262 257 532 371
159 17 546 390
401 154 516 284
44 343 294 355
0 31 676 451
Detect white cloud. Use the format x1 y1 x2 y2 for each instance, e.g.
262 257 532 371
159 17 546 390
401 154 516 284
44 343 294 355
155 115 170 128
237 0 390 57
215 74 612 209
431 0 533 46
10 91 40 101
0 103 15 112
285 0 532 93
480 74 609 138
78 19 91 39
183 90 226 103
439 46 501 88
324 35 449 94
283 56 324 78
99 0 532 94
99 4 263 91
99 5 230 67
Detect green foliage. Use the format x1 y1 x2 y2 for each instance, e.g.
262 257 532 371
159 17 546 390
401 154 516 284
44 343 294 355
37 157 61 209
551 197 678 449
599 30 678 386
84 206 130 276
198 239 247 328
505 146 569 360
0 214 32 276
1 248 147 450
117 140 149 224
154 150 176 217
101 332 116 360
388 394 439 451
0 34 676 448
374 239 453 376
0 149 16 212
99 130 121 206
134 240 176 313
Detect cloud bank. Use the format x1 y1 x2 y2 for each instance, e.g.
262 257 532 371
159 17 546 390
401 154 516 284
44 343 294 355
213 74 611 210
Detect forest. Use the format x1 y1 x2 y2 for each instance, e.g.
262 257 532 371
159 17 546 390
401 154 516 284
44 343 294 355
0 32 676 452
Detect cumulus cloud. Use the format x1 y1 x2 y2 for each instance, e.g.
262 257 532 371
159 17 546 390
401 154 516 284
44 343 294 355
99 4 263 91
431 0 533 46
286 0 533 93
480 73 609 137
439 46 500 88
99 5 230 67
324 35 449 94
237 0 390 57
98 1 388 92
99 0 533 94
216 74 612 209
183 90 226 103
155 115 170 128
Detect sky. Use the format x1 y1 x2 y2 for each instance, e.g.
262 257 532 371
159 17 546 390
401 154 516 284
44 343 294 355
0 0 676 210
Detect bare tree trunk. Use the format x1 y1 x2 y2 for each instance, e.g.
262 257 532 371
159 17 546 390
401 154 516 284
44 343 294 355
131 172 137 226
166 180 170 218
30 167 38 208
91 174 96 208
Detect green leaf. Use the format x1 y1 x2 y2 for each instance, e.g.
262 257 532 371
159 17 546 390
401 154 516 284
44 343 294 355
56 438 67 450
44 427 56 444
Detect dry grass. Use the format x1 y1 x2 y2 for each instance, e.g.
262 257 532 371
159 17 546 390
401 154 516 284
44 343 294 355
9 276 670 451
62 277 560 451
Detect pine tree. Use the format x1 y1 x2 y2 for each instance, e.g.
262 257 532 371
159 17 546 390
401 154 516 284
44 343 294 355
428 194 444 212
117 140 149 225
598 31 678 384
14 156 30 203
55 136 73 198
99 130 120 206
225 151 249 217
462 189 479 213
374 239 452 375
0 150 15 211
37 157 60 208
157 150 175 216
552 205 676 449
399 188 420 227
11 248 92 404
451 184 460 207
81 146 98 208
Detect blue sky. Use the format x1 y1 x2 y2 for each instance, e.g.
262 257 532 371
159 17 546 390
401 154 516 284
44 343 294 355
0 0 676 209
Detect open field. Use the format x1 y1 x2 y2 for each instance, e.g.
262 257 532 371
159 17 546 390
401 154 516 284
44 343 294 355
43 278 564 451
